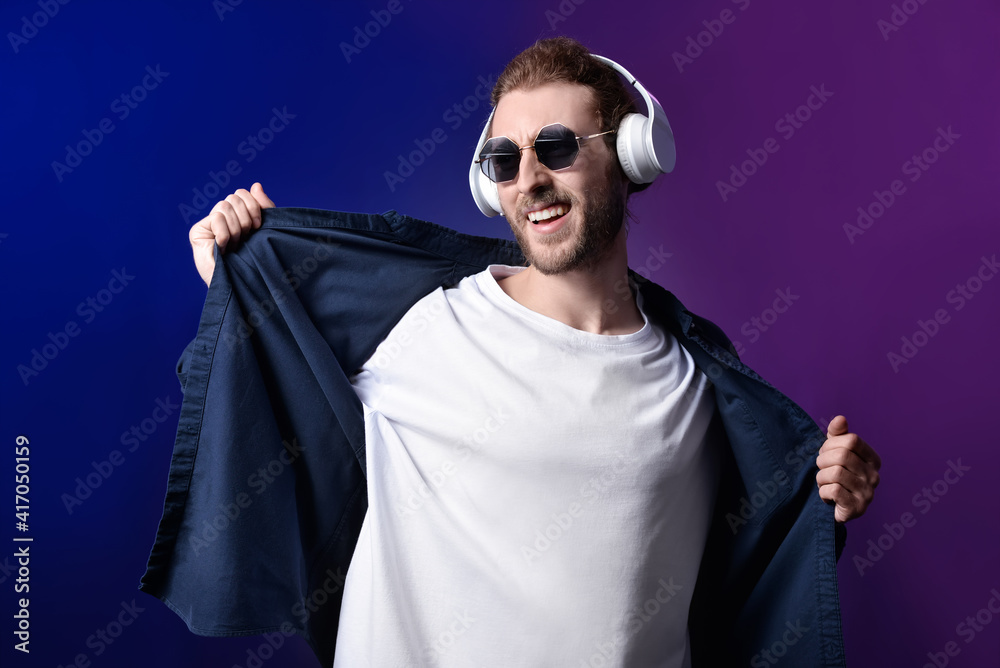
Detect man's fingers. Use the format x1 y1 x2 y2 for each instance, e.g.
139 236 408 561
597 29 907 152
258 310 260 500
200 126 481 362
816 416 882 522
818 444 880 478
213 199 253 251
222 203 244 248
225 193 254 233
817 483 866 523
816 464 876 498
820 420 882 470
208 209 236 251
250 182 276 211
189 215 216 243
854 438 882 470
188 184 272 287
826 415 849 439
821 433 882 470
817 447 868 479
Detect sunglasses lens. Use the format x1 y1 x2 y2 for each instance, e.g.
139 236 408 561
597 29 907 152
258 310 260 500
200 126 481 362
534 125 580 171
478 125 584 183
480 138 520 183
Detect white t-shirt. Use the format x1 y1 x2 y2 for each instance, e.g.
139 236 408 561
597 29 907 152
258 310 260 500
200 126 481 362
334 265 720 668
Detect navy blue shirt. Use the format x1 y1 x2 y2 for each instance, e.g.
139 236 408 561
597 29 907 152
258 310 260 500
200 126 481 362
140 207 847 666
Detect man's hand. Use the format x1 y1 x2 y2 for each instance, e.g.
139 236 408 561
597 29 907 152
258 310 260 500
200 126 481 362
189 182 276 286
815 416 881 523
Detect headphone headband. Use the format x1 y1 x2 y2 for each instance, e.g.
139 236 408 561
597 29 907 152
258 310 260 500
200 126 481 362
469 53 676 218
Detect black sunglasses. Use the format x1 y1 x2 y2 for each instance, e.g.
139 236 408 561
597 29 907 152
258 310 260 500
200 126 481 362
475 123 614 183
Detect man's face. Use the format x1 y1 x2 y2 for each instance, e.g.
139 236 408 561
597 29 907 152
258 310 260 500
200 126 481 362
490 82 628 275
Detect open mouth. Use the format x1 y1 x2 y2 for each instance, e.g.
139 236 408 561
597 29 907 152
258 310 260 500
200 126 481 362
526 203 570 224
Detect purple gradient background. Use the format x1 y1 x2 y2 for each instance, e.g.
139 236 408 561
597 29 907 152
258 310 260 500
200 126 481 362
1 1 997 666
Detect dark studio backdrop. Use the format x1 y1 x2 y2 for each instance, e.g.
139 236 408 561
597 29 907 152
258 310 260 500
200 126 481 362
1 1 998 666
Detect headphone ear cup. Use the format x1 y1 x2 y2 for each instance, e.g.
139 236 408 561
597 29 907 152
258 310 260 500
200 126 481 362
469 111 504 217
615 112 648 184
479 169 502 217
613 91 676 184
469 158 503 217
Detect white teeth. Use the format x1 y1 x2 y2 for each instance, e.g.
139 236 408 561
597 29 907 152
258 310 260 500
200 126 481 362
527 205 568 222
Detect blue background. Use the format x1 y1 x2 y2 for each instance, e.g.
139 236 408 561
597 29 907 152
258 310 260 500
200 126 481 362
1 0 998 666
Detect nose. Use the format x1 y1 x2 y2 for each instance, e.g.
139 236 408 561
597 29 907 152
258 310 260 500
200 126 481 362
514 147 552 196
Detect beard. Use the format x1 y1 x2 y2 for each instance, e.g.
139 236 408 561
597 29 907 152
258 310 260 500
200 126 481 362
506 167 627 276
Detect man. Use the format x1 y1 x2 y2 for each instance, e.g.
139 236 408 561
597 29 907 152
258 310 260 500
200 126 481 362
171 38 880 666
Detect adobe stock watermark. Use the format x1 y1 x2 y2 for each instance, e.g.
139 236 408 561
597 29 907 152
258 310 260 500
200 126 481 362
544 0 587 30
0 554 17 586
292 567 348 627
384 73 497 192
579 577 683 667
371 297 448 371
671 0 751 74
632 246 673 280
520 452 629 564
716 84 834 202
233 567 349 668
750 619 810 667
886 253 996 373
921 587 1000 668
725 468 791 534
843 126 959 244
852 458 970 577
725 432 827 535
54 599 145 668
339 0 411 63
12 545 30 653
7 0 72 54
188 438 304 557
16 268 135 386
61 395 179 514
423 609 476 664
51 65 169 182
731 287 800 357
877 0 931 41
222 236 341 350
393 406 510 518
178 106 297 224
213 0 244 21
603 245 673 316
230 624 297 668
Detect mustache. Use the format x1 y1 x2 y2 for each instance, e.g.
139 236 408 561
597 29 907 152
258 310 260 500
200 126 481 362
518 189 574 212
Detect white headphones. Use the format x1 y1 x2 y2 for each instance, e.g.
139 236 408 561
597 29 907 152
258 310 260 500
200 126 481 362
468 53 676 218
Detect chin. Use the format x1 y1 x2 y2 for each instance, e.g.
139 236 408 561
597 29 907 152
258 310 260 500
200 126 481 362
510 218 578 274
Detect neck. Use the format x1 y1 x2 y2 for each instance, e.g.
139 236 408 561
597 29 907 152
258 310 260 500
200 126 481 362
497 227 644 335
